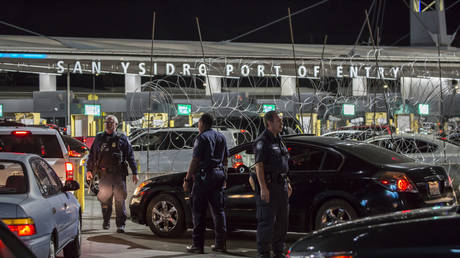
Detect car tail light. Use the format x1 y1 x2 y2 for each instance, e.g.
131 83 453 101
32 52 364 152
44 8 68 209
65 162 74 180
2 218 36 236
234 154 242 160
375 171 418 193
11 131 31 137
233 162 244 169
68 150 82 158
240 129 247 133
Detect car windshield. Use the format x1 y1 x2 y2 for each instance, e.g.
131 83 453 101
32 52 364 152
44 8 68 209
0 135 63 158
62 136 88 154
0 161 26 194
335 141 414 164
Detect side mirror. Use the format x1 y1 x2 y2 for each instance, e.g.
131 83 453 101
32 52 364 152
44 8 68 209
63 180 80 191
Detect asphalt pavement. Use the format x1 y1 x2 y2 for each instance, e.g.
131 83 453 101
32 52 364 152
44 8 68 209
59 185 304 258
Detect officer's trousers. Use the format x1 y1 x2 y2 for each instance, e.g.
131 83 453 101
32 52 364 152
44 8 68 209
190 168 226 249
255 181 289 257
97 168 128 228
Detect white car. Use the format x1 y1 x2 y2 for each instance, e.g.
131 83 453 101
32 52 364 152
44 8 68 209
365 133 460 195
322 130 375 141
0 127 74 183
130 127 252 173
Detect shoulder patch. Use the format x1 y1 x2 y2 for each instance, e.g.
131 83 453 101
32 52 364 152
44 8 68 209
255 140 264 151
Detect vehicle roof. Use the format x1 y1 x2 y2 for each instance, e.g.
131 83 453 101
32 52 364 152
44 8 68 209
297 205 458 244
133 127 248 135
0 152 37 161
0 126 58 135
322 130 366 135
285 135 355 147
365 133 450 144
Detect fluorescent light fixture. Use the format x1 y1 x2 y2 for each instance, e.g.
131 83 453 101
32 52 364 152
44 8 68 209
262 104 276 113
0 53 47 59
177 104 191 115
343 104 355 116
418 104 429 115
84 104 101 116
0 104 3 117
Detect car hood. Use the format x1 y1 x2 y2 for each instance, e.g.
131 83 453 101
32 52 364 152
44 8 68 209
145 172 186 185
290 205 459 252
0 194 28 218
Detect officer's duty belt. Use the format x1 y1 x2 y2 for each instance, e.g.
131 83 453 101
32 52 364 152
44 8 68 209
266 173 287 185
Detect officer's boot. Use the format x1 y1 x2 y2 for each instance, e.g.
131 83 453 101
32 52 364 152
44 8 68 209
101 204 111 229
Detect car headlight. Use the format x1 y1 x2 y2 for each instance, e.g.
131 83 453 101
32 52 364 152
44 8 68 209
133 180 151 196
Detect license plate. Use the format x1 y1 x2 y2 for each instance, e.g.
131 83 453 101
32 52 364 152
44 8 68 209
428 181 440 196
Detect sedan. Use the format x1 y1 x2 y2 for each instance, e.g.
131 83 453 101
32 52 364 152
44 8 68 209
365 133 460 195
287 205 460 258
129 135 456 237
0 153 81 258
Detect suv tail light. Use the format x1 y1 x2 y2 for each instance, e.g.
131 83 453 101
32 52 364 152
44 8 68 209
65 162 74 180
11 131 31 137
2 218 36 236
375 171 418 193
68 150 82 158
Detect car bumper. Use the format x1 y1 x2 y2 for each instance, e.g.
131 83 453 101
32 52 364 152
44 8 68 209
360 188 456 217
23 233 51 258
129 195 146 225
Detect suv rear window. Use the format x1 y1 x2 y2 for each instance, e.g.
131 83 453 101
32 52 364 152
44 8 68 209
0 161 27 194
0 135 63 158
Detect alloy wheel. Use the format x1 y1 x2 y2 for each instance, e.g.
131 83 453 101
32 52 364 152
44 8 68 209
320 207 353 228
151 200 178 232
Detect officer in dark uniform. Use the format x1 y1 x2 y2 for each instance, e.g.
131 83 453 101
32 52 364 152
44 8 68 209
183 113 229 254
253 111 292 258
86 115 138 233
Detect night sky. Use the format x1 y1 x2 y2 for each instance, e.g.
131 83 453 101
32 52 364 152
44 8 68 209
1 0 460 46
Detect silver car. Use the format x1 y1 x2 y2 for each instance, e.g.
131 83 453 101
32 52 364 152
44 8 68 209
0 153 81 258
365 133 460 195
131 127 252 173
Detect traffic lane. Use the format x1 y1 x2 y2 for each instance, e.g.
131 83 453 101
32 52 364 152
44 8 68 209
78 227 302 257
80 184 303 257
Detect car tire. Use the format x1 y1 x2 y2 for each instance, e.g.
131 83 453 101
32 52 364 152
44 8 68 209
314 199 357 230
48 235 56 258
146 193 185 238
63 215 82 258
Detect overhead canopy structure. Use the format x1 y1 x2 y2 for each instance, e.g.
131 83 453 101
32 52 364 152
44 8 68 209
0 35 458 79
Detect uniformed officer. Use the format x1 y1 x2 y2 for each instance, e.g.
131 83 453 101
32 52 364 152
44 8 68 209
253 111 292 258
86 115 138 233
183 113 229 254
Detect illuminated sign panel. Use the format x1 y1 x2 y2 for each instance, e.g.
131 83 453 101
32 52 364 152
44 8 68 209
54 60 402 79
418 104 429 115
343 104 356 116
262 104 276 113
84 104 101 116
177 104 191 115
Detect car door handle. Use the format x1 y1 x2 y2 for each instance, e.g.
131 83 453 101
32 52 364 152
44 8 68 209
64 203 68 210
52 207 56 214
